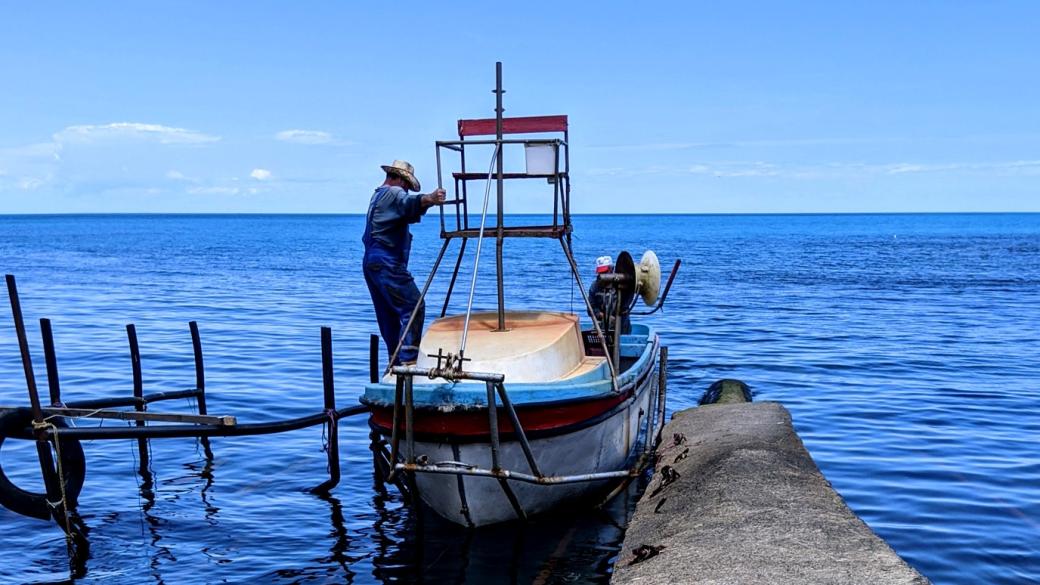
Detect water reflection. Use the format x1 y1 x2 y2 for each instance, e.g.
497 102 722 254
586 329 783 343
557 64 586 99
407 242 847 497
365 481 640 584
134 459 171 584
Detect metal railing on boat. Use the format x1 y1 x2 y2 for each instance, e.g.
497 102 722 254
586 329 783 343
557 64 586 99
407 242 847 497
382 347 669 522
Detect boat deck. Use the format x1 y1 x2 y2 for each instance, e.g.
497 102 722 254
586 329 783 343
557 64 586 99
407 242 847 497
417 311 605 384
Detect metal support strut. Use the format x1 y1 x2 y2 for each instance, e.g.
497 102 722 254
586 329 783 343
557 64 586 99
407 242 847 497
387 364 653 521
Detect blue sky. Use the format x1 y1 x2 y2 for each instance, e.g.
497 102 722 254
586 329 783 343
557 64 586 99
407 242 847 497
1 2 1037 214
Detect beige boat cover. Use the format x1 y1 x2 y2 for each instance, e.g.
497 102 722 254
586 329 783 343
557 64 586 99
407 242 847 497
416 311 604 383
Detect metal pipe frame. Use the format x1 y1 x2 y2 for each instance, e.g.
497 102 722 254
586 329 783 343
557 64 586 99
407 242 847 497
557 238 619 391
440 238 468 318
494 382 542 477
494 61 506 333
552 140 560 230
642 363 658 458
656 346 668 445
435 138 564 148
390 364 504 384
457 143 501 358
393 462 635 486
601 343 668 505
29 407 234 426
485 381 502 472
436 143 445 234
460 139 469 231
384 338 662 515
631 259 682 316
387 376 404 482
33 405 368 441
450 442 475 527
404 375 415 465
596 449 653 508
371 433 412 503
63 388 203 410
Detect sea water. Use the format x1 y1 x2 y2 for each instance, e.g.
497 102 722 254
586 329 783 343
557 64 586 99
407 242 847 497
0 213 1038 584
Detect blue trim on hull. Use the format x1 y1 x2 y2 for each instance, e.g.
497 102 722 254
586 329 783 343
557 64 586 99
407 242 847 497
361 324 657 410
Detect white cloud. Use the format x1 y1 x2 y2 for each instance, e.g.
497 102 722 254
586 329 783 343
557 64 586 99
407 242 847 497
586 137 908 152
276 129 335 145
0 142 63 161
588 142 717 152
687 162 781 177
1003 159 1040 169
166 170 190 181
188 186 241 195
884 163 947 175
54 123 220 145
17 177 47 191
250 168 272 181
585 159 1040 180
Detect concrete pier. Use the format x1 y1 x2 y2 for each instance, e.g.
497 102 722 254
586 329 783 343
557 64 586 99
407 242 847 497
612 392 929 584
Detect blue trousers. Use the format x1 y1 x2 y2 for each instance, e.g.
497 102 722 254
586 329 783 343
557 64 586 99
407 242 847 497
363 251 425 365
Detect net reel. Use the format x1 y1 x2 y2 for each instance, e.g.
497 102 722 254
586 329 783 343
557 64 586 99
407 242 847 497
590 250 665 365
610 250 663 313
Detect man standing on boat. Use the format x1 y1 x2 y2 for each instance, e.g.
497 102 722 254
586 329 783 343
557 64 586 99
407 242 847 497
362 160 445 365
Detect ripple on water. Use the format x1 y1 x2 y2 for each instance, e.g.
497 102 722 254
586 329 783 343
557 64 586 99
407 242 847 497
1 213 1039 584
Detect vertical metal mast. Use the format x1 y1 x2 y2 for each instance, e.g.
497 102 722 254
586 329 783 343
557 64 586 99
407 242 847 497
494 61 507 331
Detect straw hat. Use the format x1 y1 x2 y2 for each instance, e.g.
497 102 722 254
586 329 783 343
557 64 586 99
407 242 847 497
381 160 421 192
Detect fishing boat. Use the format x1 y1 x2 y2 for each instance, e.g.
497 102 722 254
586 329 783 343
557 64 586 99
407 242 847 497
361 63 680 526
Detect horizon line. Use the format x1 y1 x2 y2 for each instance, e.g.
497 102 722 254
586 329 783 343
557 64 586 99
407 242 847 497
2 211 1040 217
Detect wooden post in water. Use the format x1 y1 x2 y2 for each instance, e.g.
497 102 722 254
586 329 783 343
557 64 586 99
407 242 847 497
188 321 213 458
40 318 62 406
4 274 88 560
311 326 341 493
126 324 150 471
369 333 379 384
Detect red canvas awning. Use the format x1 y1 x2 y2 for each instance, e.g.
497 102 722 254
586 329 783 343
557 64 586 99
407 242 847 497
458 115 568 137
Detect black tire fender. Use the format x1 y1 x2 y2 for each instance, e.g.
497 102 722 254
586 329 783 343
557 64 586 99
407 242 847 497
0 408 86 521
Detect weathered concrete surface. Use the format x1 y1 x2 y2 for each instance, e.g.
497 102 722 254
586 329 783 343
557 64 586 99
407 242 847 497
612 402 929 585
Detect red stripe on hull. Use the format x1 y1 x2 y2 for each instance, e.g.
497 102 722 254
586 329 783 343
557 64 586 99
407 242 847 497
369 391 630 438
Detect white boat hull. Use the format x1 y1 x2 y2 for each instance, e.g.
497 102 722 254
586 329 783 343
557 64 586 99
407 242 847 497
407 365 658 526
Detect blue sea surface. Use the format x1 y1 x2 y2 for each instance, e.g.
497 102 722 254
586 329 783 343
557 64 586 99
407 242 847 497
1 213 1038 584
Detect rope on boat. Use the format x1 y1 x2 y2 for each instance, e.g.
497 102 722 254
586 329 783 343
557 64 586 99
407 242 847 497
43 408 103 423
458 144 502 359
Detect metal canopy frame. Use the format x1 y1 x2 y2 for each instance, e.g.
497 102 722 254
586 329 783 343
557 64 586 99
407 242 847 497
384 62 618 389
372 63 667 525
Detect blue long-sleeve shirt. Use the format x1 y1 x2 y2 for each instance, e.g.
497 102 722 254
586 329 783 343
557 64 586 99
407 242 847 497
362 185 429 264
